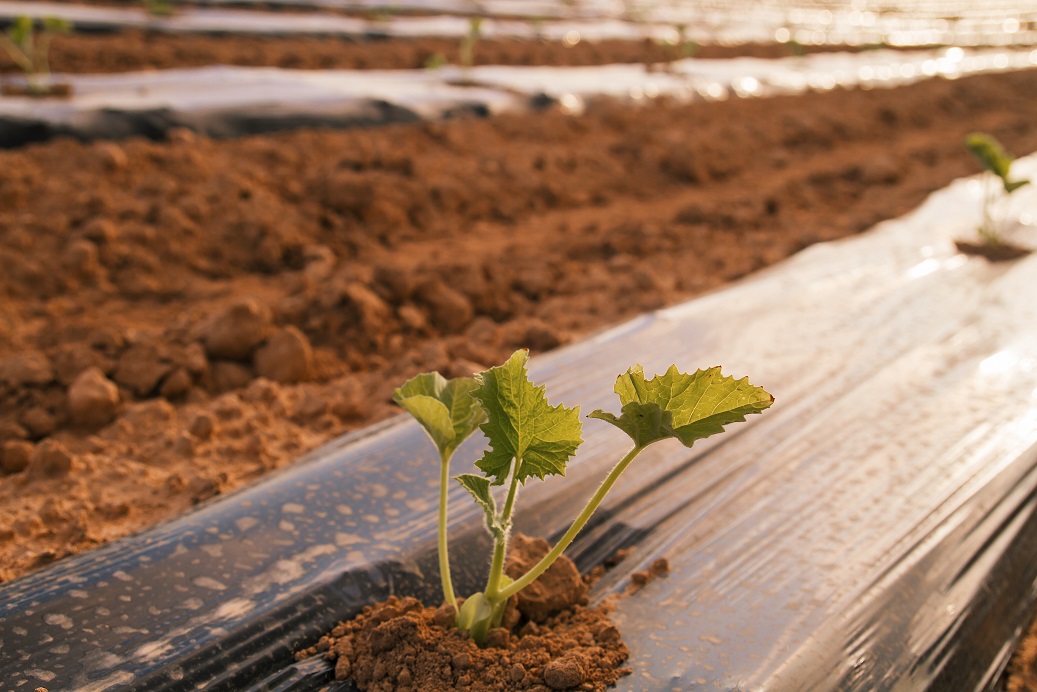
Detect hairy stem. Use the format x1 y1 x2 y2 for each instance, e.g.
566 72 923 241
484 456 521 600
497 445 643 602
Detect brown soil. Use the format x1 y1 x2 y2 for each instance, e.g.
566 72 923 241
297 534 631 691
0 32 862 75
4 69 1037 587
954 238 1032 261
0 83 74 97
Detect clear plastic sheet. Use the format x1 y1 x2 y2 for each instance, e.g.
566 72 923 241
2 47 1035 147
2 162 1037 691
4 0 1037 46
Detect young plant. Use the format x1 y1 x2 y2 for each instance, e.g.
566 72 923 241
143 0 176 18
393 372 486 610
398 349 773 645
965 132 1030 245
460 16 483 72
0 15 71 95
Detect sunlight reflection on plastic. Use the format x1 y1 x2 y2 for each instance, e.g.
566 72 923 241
906 257 942 280
735 77 759 95
980 350 1030 379
558 93 583 116
701 82 726 100
911 254 967 280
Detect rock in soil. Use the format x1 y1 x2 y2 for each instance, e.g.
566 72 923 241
297 535 629 691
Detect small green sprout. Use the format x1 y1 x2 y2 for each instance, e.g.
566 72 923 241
0 15 71 95
143 0 176 18
460 16 483 72
398 349 773 644
965 132 1030 245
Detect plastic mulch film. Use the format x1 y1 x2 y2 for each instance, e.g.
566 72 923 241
3 162 1037 690
2 48 1036 147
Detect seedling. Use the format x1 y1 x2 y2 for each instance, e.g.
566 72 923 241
397 349 773 644
965 132 1030 245
142 0 176 18
460 16 483 72
0 15 71 95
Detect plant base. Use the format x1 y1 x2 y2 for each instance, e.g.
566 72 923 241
297 535 631 691
955 239 1032 262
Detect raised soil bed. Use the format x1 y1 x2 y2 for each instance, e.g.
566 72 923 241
3 30 1037 687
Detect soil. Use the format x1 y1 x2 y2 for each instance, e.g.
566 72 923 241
2 34 1037 686
954 238 1033 261
4 67 1037 585
296 534 632 691
0 32 849 75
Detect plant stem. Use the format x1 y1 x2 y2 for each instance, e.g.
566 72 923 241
484 456 521 600
438 450 457 610
496 445 643 602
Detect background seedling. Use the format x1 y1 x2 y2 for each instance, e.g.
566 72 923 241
1 15 71 95
398 350 773 644
965 132 1030 245
460 16 483 72
142 0 175 18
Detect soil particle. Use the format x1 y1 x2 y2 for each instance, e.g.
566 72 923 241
1 440 33 474
202 298 273 360
67 367 120 429
417 279 476 334
544 654 586 689
506 534 589 622
27 439 75 479
254 327 314 383
0 352 54 387
299 535 629 691
112 342 173 396
625 558 671 596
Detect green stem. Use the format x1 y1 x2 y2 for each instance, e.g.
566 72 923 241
438 450 457 610
497 445 643 602
484 456 521 600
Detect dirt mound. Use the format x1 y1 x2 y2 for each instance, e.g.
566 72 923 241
3 69 1037 584
0 32 864 75
297 534 629 691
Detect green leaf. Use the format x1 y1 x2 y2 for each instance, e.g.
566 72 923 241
471 349 582 485
1005 178 1030 194
394 372 486 458
589 401 676 448
590 365 773 448
456 473 505 539
965 132 1029 193
8 16 32 44
42 17 72 34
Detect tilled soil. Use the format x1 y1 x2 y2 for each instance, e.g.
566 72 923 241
0 32 846 74
4 69 1037 586
297 535 632 691
5 63 1037 689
